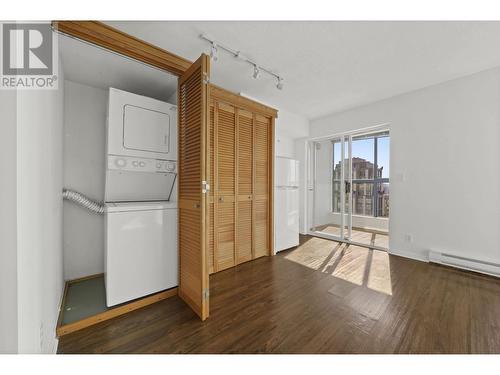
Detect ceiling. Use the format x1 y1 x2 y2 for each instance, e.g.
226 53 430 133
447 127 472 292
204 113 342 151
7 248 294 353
88 21 500 119
59 33 178 102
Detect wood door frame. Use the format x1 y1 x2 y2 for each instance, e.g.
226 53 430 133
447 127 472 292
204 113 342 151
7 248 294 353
51 21 192 76
209 84 278 119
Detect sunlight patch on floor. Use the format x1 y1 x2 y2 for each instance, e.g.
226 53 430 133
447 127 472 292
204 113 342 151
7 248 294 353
329 245 368 286
367 250 393 295
284 237 393 295
283 237 342 271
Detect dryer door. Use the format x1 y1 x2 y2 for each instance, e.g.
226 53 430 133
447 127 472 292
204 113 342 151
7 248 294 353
123 105 170 154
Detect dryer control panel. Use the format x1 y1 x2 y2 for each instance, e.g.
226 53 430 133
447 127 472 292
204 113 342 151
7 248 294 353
108 155 176 174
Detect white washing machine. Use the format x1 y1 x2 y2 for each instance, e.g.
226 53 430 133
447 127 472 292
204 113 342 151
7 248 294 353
105 201 178 306
104 88 178 307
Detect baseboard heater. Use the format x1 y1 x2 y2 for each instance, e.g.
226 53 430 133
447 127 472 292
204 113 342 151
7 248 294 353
428 250 500 278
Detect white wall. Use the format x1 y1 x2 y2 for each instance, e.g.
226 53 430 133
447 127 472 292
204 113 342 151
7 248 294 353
312 140 333 226
63 80 107 280
15 66 65 353
167 90 178 105
307 66 500 263
0 91 18 353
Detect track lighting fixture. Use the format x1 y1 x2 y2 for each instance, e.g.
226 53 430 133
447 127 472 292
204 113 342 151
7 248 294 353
200 34 284 91
276 77 284 90
210 42 218 62
252 65 261 79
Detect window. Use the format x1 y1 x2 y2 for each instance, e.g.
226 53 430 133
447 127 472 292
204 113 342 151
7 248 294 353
331 131 389 218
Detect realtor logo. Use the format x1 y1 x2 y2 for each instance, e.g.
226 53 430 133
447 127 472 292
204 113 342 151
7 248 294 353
1 22 58 89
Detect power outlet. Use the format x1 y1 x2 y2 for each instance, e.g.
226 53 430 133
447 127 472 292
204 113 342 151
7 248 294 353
404 234 413 243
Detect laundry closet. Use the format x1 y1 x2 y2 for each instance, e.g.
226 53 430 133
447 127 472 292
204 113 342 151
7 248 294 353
54 21 276 333
58 29 181 334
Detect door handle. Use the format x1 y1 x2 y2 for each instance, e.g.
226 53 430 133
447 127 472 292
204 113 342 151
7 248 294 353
218 196 224 203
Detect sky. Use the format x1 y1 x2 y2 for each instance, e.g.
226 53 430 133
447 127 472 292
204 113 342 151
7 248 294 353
332 135 390 178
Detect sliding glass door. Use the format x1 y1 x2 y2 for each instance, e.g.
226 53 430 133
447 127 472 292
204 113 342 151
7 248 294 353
311 136 352 241
309 129 390 250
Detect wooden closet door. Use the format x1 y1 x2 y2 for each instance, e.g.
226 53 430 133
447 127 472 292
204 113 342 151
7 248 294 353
236 109 253 264
178 54 210 320
215 102 236 271
254 114 272 258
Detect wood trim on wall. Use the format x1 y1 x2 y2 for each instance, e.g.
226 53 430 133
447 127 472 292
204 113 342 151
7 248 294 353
52 21 192 76
209 84 278 119
56 287 178 337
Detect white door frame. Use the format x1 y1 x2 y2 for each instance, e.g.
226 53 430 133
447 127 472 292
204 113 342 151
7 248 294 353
305 123 390 251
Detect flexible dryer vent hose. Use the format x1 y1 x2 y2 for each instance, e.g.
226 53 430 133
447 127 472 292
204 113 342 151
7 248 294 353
62 188 105 215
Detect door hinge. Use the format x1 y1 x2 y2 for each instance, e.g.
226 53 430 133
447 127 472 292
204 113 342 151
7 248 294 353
203 73 210 85
203 288 210 300
202 180 210 194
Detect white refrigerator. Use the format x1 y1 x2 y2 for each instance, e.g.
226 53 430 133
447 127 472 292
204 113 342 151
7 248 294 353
275 157 300 252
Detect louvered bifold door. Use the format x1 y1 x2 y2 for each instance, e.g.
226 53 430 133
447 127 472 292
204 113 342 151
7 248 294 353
214 102 236 272
254 114 271 258
178 54 210 320
207 102 215 274
236 109 254 264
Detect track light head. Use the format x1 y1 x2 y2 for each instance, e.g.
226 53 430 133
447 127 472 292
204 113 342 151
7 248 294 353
276 77 284 90
252 65 261 79
200 34 285 88
210 42 218 62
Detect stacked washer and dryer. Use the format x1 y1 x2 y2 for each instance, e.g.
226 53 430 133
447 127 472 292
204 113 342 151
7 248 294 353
104 88 178 307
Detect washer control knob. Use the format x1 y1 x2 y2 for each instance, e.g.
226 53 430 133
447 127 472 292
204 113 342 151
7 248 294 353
115 158 126 168
132 161 139 167
139 161 145 167
166 162 176 172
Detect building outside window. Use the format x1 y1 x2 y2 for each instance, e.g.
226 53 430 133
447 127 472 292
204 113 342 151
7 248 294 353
332 131 389 218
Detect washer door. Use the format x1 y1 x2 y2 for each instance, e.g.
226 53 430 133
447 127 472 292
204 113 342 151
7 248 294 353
123 104 170 154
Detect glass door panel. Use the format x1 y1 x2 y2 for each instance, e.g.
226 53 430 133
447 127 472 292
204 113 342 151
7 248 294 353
311 136 351 240
309 130 390 250
312 138 338 237
348 131 390 248
342 135 352 240
332 138 343 238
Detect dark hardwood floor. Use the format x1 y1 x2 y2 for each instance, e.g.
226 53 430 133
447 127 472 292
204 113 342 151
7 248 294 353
58 235 500 354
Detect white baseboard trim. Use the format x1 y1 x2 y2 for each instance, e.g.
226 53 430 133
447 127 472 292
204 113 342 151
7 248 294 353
388 248 429 263
429 250 500 278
